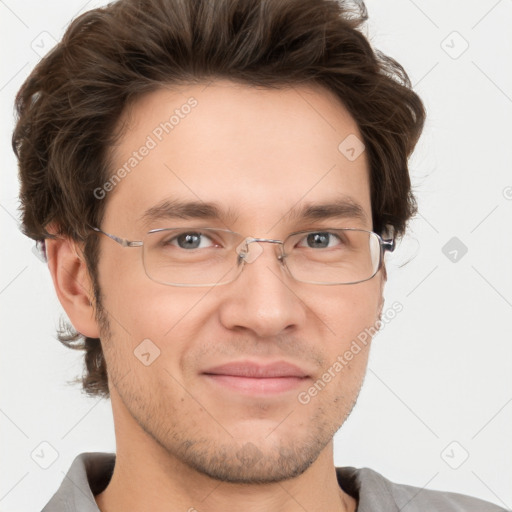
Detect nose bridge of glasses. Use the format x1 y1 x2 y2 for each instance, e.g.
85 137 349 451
235 237 284 264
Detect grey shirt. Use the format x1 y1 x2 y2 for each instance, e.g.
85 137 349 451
41 452 508 511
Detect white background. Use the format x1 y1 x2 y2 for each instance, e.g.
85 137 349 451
1 1 511 510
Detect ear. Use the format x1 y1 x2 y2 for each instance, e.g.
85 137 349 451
377 287 385 322
376 225 392 320
376 264 387 322
45 232 100 339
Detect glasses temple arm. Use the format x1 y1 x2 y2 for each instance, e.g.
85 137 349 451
382 238 395 253
89 226 143 247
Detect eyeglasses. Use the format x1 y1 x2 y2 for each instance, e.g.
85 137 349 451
89 226 395 287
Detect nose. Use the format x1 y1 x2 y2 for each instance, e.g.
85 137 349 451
217 239 307 338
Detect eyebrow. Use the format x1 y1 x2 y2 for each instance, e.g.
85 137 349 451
138 195 369 229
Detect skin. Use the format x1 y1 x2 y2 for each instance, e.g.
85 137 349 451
46 80 386 512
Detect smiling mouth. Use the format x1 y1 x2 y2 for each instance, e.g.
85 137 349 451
202 360 310 395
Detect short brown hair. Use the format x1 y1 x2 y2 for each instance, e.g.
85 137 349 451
12 0 425 398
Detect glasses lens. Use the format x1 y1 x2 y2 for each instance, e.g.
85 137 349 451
283 229 382 285
142 228 244 286
141 227 382 286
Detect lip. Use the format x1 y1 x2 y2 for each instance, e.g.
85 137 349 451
202 361 310 395
203 360 309 378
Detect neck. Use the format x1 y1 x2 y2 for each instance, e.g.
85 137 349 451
95 431 355 511
94 387 357 512
95 449 356 512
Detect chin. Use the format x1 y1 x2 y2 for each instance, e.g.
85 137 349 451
170 430 331 484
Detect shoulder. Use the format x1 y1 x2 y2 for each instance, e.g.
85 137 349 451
336 466 509 512
41 452 115 511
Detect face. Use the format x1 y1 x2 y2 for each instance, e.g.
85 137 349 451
92 80 384 483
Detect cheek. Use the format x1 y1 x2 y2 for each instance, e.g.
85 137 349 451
311 278 382 348
97 253 167 341
98 262 215 377
312 285 379 401
103 280 203 342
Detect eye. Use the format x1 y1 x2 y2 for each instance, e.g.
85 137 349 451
166 231 218 250
297 231 343 249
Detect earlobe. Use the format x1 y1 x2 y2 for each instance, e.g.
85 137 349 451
45 235 100 339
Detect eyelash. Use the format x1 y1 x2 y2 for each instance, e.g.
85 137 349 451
164 230 345 250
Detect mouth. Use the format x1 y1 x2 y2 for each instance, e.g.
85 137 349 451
202 360 310 395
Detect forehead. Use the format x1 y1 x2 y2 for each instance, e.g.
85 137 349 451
103 80 371 233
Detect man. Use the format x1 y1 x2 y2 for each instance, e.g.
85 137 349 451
12 0 507 510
